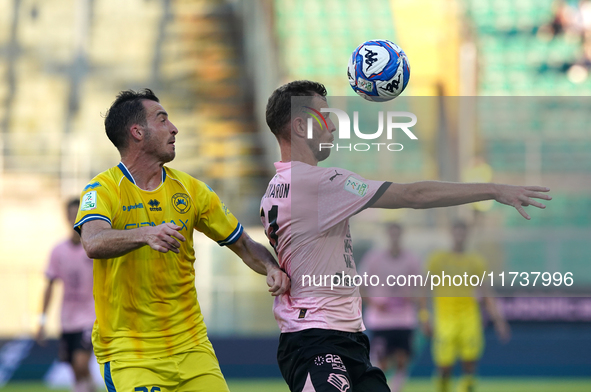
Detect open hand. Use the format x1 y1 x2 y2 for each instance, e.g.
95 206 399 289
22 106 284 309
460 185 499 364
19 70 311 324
494 185 551 219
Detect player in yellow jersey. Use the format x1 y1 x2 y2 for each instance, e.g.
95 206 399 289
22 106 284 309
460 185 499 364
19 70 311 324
421 221 510 392
74 89 290 392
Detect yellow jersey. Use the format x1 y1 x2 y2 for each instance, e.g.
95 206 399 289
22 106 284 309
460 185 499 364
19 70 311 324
426 251 487 321
74 162 243 363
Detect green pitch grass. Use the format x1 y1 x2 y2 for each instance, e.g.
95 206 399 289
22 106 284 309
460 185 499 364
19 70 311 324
2 378 590 391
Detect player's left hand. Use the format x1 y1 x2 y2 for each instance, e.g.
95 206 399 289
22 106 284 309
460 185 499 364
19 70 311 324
494 319 511 343
494 185 551 220
266 266 290 296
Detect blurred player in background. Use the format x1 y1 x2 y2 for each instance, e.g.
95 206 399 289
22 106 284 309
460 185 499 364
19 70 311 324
421 220 510 392
261 80 549 392
75 89 289 392
360 223 422 392
37 198 96 392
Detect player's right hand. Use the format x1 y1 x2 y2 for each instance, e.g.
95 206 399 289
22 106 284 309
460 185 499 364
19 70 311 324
420 320 432 338
266 266 290 296
494 319 511 343
36 325 47 346
144 223 186 253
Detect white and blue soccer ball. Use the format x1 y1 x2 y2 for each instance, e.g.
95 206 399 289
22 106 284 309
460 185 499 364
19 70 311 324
347 39 410 102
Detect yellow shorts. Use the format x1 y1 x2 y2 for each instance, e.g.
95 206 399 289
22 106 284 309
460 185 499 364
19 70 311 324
432 316 484 367
99 340 229 392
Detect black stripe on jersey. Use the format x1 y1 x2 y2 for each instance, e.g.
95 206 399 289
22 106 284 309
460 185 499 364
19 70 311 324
360 182 392 211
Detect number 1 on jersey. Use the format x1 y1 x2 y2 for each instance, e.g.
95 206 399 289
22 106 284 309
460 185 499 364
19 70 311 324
261 205 279 253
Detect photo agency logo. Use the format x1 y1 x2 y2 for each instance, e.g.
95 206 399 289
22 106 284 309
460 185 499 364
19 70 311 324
305 106 418 152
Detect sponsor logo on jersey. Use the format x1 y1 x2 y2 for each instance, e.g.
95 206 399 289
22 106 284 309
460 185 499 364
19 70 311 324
148 199 162 211
172 193 191 214
83 181 101 191
327 373 350 391
325 354 347 372
124 219 189 231
314 355 324 366
343 175 368 197
123 203 144 212
329 170 343 182
81 191 97 211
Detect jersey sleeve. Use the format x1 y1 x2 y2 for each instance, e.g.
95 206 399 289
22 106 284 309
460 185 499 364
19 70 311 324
45 246 60 280
317 168 391 232
194 182 243 247
74 177 116 234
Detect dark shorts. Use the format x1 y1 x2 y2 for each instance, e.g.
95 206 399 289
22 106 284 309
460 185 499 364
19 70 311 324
58 328 93 364
277 328 389 392
370 329 413 360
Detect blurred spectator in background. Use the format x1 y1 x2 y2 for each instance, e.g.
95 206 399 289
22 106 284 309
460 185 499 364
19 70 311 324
421 221 510 392
36 198 96 392
360 223 422 392
538 0 583 39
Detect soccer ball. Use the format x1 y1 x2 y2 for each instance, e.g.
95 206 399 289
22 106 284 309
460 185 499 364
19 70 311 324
347 39 410 102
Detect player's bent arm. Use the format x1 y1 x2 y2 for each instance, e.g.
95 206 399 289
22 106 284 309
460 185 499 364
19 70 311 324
227 232 290 296
372 181 550 219
80 220 186 259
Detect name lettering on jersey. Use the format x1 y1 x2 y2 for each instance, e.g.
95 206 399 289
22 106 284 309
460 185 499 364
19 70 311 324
343 175 368 197
81 191 97 211
148 199 162 211
264 183 290 199
172 193 191 214
343 229 354 269
83 181 101 191
123 203 144 211
124 219 189 231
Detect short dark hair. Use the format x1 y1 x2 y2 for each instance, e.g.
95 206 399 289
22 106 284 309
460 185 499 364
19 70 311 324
265 80 327 139
104 88 160 151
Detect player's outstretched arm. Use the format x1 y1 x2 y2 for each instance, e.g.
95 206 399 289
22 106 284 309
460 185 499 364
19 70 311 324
80 220 186 259
372 181 551 219
227 232 290 296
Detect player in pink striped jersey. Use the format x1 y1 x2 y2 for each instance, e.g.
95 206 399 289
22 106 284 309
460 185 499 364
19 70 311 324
261 80 550 392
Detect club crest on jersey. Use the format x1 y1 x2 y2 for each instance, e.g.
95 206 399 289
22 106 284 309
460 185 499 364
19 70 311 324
172 193 191 214
83 181 101 191
148 199 162 211
343 175 368 197
81 191 97 211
